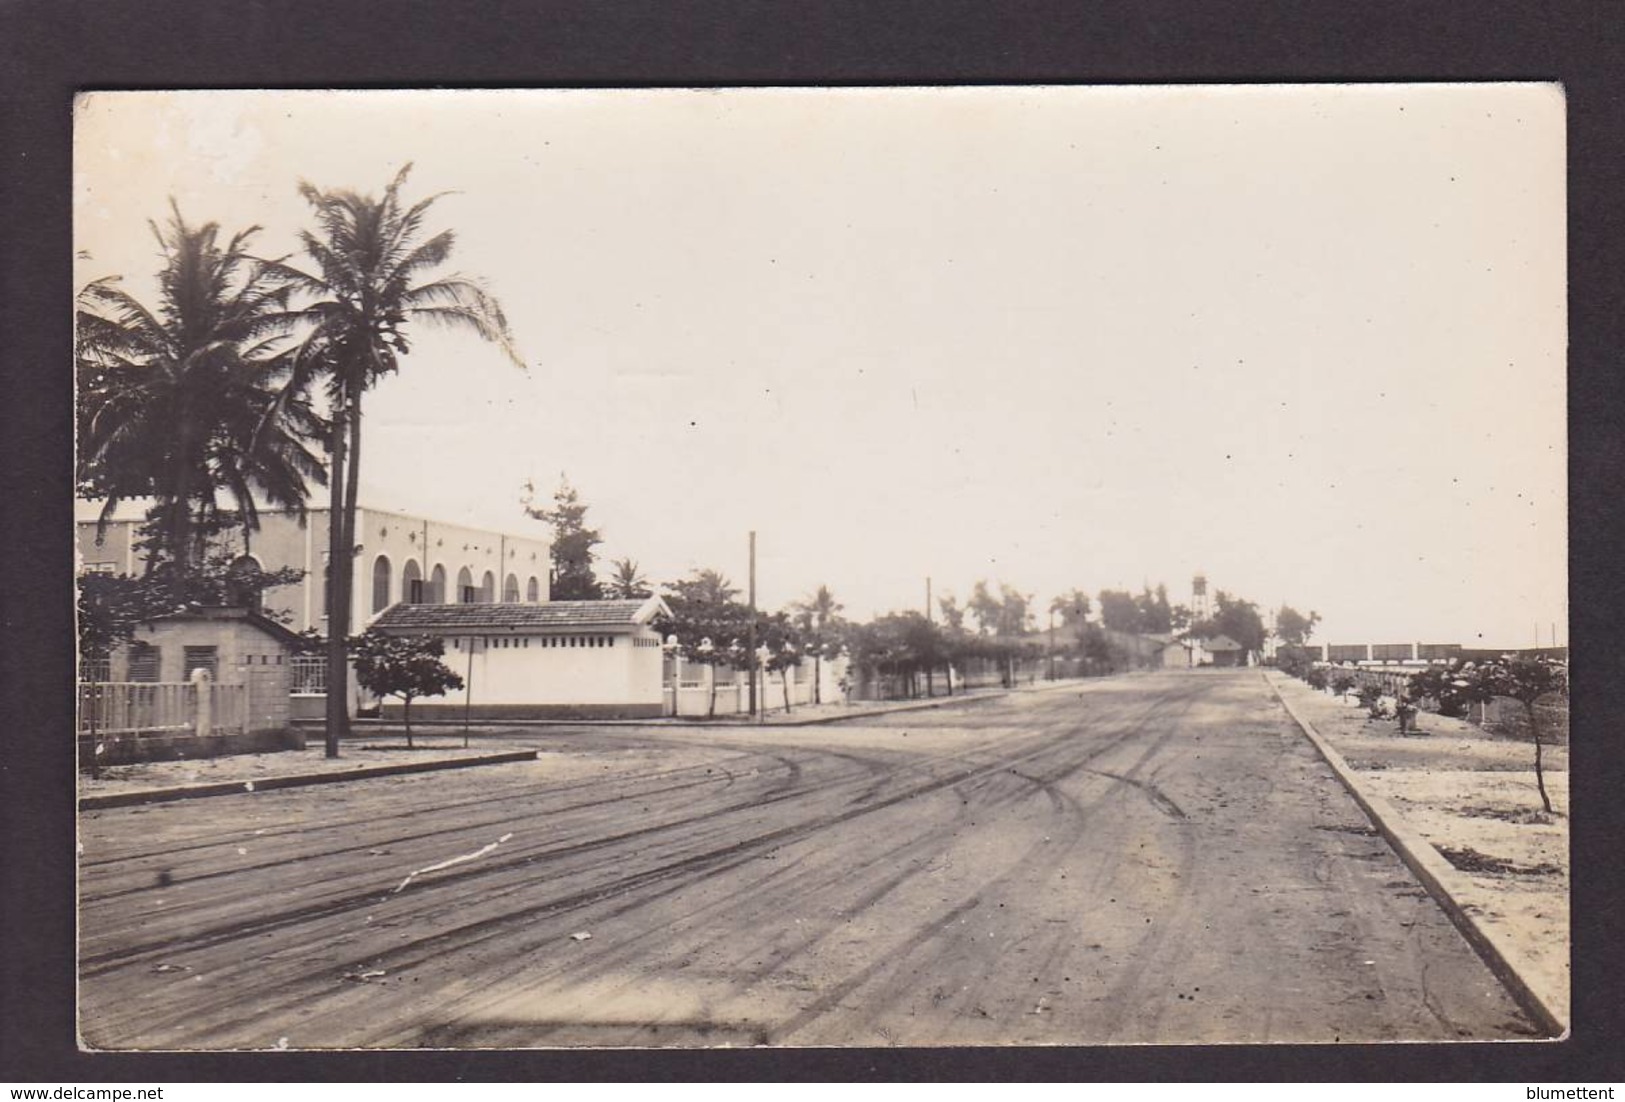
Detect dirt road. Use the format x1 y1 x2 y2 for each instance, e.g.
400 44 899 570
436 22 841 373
78 671 1538 1048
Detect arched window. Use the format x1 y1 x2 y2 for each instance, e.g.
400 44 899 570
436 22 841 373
402 560 423 604
429 564 447 604
228 555 265 612
372 555 392 613
457 566 475 604
526 576 540 602
503 573 520 603
480 571 496 603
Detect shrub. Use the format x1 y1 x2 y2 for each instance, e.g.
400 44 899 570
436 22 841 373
1357 682 1387 718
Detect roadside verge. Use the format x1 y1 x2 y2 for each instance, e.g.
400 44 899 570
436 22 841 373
1265 672 1568 1037
78 749 538 811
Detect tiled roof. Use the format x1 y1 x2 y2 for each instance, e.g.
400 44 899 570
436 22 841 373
370 598 665 633
1203 634 1244 650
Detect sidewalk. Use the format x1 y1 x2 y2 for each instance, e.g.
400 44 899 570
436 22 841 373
1265 670 1569 1035
78 735 538 810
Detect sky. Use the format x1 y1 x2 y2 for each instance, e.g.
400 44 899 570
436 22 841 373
73 85 1566 649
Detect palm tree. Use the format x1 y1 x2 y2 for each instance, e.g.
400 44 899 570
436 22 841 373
268 165 519 756
790 584 844 703
76 206 326 574
605 557 652 599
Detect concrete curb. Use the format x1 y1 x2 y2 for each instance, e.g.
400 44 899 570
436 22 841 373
78 749 539 811
1265 673 1567 1037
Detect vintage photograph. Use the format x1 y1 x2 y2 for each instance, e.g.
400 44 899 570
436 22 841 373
73 85 1567 1049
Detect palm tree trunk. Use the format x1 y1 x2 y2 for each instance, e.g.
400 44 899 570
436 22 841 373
343 395 362 604
404 694 414 749
324 401 351 758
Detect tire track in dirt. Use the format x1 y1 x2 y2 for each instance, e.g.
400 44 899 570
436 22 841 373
82 688 1158 1045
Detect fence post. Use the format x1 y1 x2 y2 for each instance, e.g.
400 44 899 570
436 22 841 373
191 666 213 737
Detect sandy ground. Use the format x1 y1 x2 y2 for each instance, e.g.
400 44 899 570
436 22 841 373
78 672 1537 1049
76 691 1021 801
1267 672 1569 1025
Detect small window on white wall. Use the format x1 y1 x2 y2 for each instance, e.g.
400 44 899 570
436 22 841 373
372 556 392 613
127 642 160 682
183 646 218 679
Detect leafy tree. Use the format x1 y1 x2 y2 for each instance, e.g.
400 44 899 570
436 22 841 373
1096 589 1140 633
969 580 1032 637
756 611 804 713
1408 664 1475 718
348 630 464 748
1275 605 1322 647
603 557 652 600
663 568 741 613
267 165 518 757
522 474 603 600
1206 590 1267 660
1464 656 1568 815
1330 671 1358 701
1050 589 1091 631
936 594 967 635
653 579 751 717
846 611 948 699
1135 584 1173 634
76 207 326 574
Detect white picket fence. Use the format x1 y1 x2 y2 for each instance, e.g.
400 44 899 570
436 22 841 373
78 675 248 739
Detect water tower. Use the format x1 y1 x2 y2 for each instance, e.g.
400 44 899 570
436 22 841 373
1191 573 1211 624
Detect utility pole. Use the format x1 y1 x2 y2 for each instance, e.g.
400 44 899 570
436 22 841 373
747 530 757 721
1048 606 1056 681
926 576 932 621
462 635 475 748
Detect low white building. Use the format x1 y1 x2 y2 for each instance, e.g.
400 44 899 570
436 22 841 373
368 597 672 719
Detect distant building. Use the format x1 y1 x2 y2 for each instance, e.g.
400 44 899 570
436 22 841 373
76 499 553 637
78 498 553 718
368 597 671 719
1200 634 1245 667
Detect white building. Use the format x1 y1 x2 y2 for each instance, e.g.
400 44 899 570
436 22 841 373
369 597 671 719
75 499 554 636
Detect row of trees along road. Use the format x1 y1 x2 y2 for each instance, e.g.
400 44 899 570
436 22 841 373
75 170 1323 747
77 166 520 757
1277 649 1568 816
